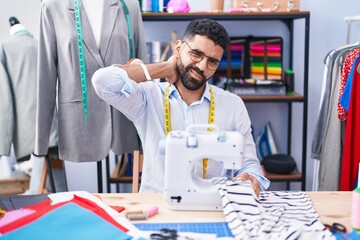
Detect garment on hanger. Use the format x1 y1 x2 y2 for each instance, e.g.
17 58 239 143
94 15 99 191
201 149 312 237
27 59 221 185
311 44 356 190
318 50 349 191
338 49 360 120
35 0 148 162
0 25 58 159
340 57 360 190
339 55 360 114
311 48 344 160
313 42 360 191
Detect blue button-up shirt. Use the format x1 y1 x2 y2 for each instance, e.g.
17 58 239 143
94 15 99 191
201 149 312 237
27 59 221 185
92 66 270 192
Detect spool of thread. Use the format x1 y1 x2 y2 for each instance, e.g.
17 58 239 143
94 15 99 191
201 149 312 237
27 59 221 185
351 164 360 232
284 69 295 94
351 188 360 232
125 206 159 221
145 206 159 218
127 213 148 221
125 210 144 218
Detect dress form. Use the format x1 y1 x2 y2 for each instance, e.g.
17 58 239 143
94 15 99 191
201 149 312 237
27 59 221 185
35 0 148 163
9 17 28 36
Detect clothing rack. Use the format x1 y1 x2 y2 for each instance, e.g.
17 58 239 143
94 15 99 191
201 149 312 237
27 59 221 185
344 15 360 73
344 15 360 44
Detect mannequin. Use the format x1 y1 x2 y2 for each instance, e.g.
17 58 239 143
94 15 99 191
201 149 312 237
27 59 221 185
35 0 148 163
0 17 58 159
0 17 59 193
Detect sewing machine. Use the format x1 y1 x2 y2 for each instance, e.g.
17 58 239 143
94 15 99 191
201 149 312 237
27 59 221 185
161 124 244 211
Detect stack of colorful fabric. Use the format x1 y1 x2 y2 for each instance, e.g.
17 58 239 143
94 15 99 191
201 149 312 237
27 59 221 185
251 43 282 81
220 44 243 71
0 191 145 240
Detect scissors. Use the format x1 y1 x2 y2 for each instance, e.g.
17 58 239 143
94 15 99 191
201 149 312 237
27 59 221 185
324 222 350 240
149 228 193 240
150 228 178 240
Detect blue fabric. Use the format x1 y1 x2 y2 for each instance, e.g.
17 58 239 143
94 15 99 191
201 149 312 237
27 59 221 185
339 56 360 112
347 230 360 240
1 203 131 240
333 230 360 240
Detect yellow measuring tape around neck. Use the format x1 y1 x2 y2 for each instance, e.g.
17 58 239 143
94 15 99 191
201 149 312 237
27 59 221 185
164 84 215 178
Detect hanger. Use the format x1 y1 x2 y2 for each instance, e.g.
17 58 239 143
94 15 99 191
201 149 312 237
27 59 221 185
344 16 360 73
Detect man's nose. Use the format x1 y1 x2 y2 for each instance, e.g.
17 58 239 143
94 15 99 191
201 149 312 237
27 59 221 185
195 57 208 71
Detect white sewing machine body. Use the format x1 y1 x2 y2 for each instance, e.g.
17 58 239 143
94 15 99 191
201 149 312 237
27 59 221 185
162 124 244 211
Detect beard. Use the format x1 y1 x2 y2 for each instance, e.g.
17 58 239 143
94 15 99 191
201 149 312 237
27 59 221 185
177 59 209 91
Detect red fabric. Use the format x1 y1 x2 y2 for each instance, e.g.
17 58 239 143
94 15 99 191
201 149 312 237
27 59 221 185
110 205 125 213
338 48 360 121
0 195 128 234
0 199 63 234
340 61 360 190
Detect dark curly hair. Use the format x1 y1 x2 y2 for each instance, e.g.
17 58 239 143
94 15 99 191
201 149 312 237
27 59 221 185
183 18 229 51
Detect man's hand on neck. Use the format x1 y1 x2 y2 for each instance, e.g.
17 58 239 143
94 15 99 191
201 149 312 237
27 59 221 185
165 55 179 84
114 55 179 83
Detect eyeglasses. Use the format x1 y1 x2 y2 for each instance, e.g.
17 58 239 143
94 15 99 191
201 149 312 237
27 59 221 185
182 41 220 71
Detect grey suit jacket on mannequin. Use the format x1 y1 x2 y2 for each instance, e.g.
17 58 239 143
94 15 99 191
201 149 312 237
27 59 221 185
0 30 58 159
0 52 14 157
35 0 148 162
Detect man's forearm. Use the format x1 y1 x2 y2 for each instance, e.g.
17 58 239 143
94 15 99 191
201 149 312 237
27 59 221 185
115 61 173 83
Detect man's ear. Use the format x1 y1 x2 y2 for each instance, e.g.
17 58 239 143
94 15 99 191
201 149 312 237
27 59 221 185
174 40 183 54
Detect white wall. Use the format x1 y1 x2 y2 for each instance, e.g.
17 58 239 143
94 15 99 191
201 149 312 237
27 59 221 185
1 0 360 192
0 1 41 41
302 0 360 190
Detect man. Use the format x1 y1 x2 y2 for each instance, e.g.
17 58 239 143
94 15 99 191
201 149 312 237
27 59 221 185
92 19 270 196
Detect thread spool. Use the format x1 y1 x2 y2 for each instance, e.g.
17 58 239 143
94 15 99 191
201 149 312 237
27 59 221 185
284 69 295 94
146 206 159 218
125 210 144 218
351 188 360 231
351 164 360 232
127 213 148 221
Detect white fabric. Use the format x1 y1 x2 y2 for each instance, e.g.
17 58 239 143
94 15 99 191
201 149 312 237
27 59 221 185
92 66 270 193
212 177 335 240
0 155 13 179
312 159 319 191
23 155 45 194
82 0 104 49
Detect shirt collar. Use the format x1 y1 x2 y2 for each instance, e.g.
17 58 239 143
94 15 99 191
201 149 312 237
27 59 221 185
202 82 211 102
163 82 212 104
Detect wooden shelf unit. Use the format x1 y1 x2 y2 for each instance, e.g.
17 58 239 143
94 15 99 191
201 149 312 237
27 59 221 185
142 11 310 191
0 176 30 196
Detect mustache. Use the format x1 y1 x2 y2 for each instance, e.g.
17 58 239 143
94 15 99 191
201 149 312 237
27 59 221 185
186 66 205 80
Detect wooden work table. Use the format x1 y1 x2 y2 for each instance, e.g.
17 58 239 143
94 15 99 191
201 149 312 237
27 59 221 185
99 191 353 230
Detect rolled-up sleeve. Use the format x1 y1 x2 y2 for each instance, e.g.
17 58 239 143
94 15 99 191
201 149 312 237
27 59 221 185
233 99 270 190
92 66 137 98
92 66 146 120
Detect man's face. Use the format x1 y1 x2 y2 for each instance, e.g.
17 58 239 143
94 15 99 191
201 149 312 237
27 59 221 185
177 57 208 91
177 36 224 91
